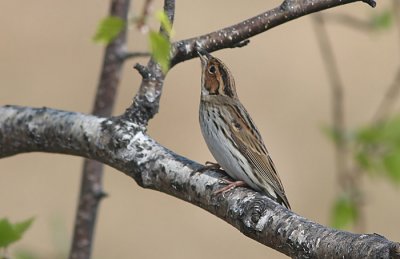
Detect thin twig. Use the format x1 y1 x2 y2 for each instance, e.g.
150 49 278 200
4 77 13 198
133 63 151 79
395 0 400 43
372 2 400 123
69 1 131 259
312 14 348 188
136 0 154 33
230 39 250 48
312 13 366 232
122 51 150 60
170 0 376 67
122 0 175 126
323 13 374 31
373 69 400 123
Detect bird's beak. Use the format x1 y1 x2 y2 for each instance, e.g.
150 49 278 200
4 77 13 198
197 49 211 66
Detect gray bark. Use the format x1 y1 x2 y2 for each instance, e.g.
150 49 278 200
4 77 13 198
70 1 131 258
1 105 399 258
2 0 399 258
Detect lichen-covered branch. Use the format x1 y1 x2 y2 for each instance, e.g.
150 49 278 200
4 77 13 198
0 105 399 258
3 1 393 258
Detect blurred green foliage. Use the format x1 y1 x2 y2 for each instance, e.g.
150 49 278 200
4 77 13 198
148 10 173 74
371 9 393 29
155 10 174 36
330 195 358 229
320 125 343 144
15 250 40 259
325 116 400 229
148 31 170 74
355 116 400 183
93 16 125 44
323 0 398 230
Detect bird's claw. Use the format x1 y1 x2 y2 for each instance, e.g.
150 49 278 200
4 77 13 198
214 180 247 194
196 161 222 173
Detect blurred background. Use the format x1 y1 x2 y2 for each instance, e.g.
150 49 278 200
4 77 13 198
0 0 399 258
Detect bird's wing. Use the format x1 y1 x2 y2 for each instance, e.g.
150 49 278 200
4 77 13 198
224 99 290 208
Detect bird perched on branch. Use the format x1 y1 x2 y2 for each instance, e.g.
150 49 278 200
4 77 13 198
197 49 290 209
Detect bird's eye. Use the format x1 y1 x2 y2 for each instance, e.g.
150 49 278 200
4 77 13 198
208 65 216 74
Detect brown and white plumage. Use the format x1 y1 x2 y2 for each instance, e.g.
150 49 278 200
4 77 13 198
198 50 290 209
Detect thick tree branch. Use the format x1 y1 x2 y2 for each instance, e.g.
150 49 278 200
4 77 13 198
2 1 390 258
70 1 131 259
0 105 399 258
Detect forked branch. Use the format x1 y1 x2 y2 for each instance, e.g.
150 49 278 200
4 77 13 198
125 0 378 127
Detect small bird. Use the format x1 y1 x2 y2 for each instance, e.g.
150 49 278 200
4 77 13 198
197 49 290 209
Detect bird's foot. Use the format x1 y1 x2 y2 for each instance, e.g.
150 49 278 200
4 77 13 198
214 179 247 194
196 161 222 173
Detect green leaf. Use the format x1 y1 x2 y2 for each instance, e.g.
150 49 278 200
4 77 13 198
0 218 34 248
372 10 393 29
148 31 171 73
0 219 19 247
14 218 34 237
320 125 342 144
383 151 400 183
381 117 400 145
93 16 125 44
356 126 379 144
330 195 358 229
354 116 400 183
355 151 371 170
155 10 174 36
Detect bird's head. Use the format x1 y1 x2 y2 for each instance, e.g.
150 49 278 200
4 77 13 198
197 49 237 99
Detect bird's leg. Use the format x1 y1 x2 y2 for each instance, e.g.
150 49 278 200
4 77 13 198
205 161 221 169
196 162 247 193
214 179 247 194
196 161 222 173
